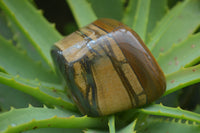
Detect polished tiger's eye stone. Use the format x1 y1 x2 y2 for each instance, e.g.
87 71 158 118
51 18 166 116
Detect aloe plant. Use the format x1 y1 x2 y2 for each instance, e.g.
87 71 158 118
0 0 200 132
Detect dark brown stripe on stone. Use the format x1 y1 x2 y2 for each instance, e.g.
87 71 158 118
91 22 143 106
112 37 147 104
93 18 123 33
80 25 140 106
91 23 109 33
77 31 102 115
93 18 165 103
113 30 165 102
99 39 139 106
81 23 140 106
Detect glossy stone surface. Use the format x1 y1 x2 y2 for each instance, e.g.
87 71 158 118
51 18 166 116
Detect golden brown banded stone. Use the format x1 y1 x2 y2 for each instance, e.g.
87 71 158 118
51 18 166 116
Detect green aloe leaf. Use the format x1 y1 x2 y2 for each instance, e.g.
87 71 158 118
108 115 115 133
0 12 13 40
0 35 60 83
6 15 49 68
0 84 42 111
84 130 107 133
122 0 168 43
87 0 123 21
146 0 168 38
118 119 137 133
0 72 76 112
165 64 200 95
140 104 200 123
85 119 137 133
66 0 97 28
194 105 200 114
0 66 6 73
0 106 107 133
148 0 200 58
0 0 63 69
132 0 151 42
157 33 200 74
137 117 200 133
24 128 82 133
122 0 138 27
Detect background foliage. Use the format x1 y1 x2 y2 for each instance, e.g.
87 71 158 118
0 0 200 132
